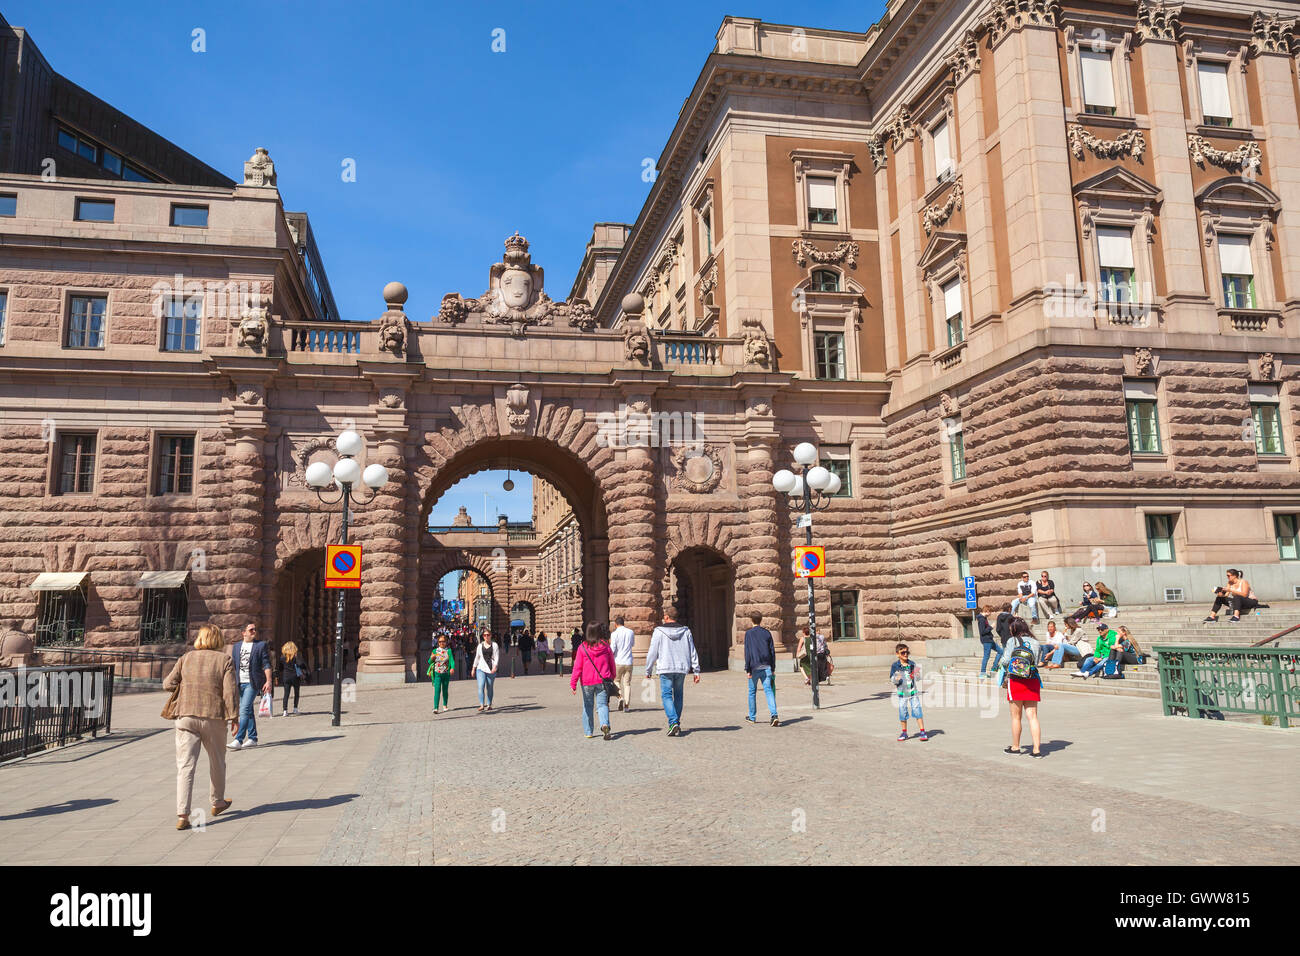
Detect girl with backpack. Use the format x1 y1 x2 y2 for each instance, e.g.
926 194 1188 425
1000 618 1043 757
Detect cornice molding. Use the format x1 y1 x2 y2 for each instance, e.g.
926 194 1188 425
982 0 1062 48
1134 0 1182 44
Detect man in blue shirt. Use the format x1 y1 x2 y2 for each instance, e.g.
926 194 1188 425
742 613 779 727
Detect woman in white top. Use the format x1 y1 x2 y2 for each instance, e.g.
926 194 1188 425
473 629 500 713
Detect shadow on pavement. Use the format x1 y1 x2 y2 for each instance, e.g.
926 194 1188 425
231 793 361 819
264 735 345 747
0 797 117 821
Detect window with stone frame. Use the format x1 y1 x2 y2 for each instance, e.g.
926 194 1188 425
1076 168 1161 327
790 149 854 234
36 588 87 647
161 294 202 352
829 590 859 641
941 277 964 348
1249 383 1285 457
66 294 107 349
1124 380 1162 454
1063 28 1135 119
813 330 845 380
1079 48 1118 115
1218 234 1256 309
1198 179 1280 325
156 434 195 495
944 416 967 483
955 539 971 579
1275 513 1299 561
1195 59 1235 127
56 432 96 495
1145 513 1176 563
140 586 189 644
820 447 852 497
0 288 7 346
930 117 955 186
811 269 841 293
1097 226 1136 305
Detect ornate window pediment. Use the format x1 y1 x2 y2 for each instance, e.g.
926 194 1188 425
1075 169 1162 329
917 231 966 276
1073 166 1162 207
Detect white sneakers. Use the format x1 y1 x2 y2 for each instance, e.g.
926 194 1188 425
226 739 241 750
241 739 258 747
291 708 300 715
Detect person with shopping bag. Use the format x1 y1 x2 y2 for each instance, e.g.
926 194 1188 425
230 622 271 749
570 622 618 740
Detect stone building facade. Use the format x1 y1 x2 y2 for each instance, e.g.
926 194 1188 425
3 0 1300 679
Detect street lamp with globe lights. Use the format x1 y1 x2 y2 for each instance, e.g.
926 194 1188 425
772 441 841 709
305 429 391 726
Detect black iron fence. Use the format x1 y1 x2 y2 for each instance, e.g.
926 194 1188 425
0 664 115 763
36 646 183 690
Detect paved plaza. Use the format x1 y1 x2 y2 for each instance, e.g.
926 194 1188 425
0 668 1297 865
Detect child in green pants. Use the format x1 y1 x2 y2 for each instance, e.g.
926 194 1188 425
428 634 454 713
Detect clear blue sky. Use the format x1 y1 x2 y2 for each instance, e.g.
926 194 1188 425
9 0 887 321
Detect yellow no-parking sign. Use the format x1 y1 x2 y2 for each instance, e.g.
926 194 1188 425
325 544 363 589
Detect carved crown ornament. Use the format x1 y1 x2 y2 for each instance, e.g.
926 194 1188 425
243 147 276 187
948 30 983 83
436 233 596 336
670 444 724 495
1068 124 1147 162
1135 0 1182 43
983 0 1062 47
792 239 860 269
289 437 337 487
922 177 964 236
1250 12 1296 58
1187 135 1262 177
868 106 918 172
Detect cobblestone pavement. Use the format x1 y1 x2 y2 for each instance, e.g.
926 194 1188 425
434 669 1300 865
0 682 431 866
4 667 1297 865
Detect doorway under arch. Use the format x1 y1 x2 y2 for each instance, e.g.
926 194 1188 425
668 546 734 671
272 550 359 683
510 600 536 631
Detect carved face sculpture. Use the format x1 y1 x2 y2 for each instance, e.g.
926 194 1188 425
499 269 534 310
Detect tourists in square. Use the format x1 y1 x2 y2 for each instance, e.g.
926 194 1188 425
1038 620 1082 669
571 622 617 740
278 641 304 716
890 643 926 741
644 605 700 736
517 629 534 676
743 612 779 727
1075 622 1119 679
1203 569 1259 623
608 615 635 712
1011 571 1038 622
1001 624 1043 757
428 633 454 714
230 622 271 749
163 623 238 831
976 604 1001 677
552 633 566 673
474 628 499 712
1035 571 1061 618
1094 581 1119 617
1113 626 1143 665
795 625 828 685
536 632 549 671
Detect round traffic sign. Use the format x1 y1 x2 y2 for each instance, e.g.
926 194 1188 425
800 551 822 573
332 551 356 574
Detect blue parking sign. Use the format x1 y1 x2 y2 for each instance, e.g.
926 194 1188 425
964 575 978 610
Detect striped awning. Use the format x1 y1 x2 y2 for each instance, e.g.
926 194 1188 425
29 572 89 591
137 570 191 589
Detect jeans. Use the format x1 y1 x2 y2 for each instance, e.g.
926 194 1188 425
898 695 923 722
1011 596 1038 619
979 642 1002 674
580 683 610 735
1046 643 1083 666
476 670 495 706
1080 655 1107 677
658 672 686 727
747 667 778 720
236 681 259 743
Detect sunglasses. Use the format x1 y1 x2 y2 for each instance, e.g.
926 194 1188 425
898 651 910 656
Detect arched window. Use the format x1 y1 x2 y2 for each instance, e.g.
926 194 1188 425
811 269 841 293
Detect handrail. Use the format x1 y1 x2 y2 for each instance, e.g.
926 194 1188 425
1250 622 1300 648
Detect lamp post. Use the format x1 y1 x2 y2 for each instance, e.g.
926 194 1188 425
304 429 391 727
772 441 841 709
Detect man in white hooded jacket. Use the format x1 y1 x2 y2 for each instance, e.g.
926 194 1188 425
644 607 701 736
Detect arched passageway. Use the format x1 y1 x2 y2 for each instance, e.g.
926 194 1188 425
272 550 360 682
668 547 734 671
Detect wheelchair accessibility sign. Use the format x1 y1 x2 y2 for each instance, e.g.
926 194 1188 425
793 546 825 578
325 544 363 589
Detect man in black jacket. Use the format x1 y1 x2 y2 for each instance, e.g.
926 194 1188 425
742 613 780 727
230 623 271 749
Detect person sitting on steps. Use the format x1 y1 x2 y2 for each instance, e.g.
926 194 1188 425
1203 569 1264 623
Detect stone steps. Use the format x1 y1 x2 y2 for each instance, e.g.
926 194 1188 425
936 656 1162 699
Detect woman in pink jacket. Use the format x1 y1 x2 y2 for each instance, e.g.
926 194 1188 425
570 622 617 740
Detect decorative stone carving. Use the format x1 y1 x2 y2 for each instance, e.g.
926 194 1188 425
289 436 336 487
1135 0 1182 43
741 315 771 368
792 239 859 269
983 0 1061 46
237 303 269 351
377 311 408 355
624 320 651 365
452 505 472 527
1067 124 1147 161
236 386 263 406
699 265 718 300
948 30 982 83
378 388 404 409
923 178 964 236
243 147 277 187
0 631 40 669
1257 353 1276 380
939 392 960 416
1187 135 1262 177
1250 12 1296 57
746 397 772 417
868 106 918 171
506 383 531 431
1134 347 1155 376
562 298 596 331
671 444 724 494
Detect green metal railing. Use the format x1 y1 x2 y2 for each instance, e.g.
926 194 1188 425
1155 645 1300 727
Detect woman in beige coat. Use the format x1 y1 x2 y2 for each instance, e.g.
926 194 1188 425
162 622 240 830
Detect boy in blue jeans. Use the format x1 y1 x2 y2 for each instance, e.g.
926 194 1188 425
890 643 927 741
